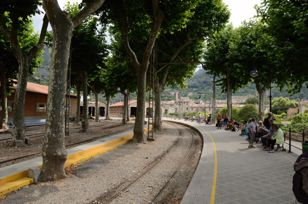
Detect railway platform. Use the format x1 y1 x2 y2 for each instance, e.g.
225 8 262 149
178 119 298 204
0 128 134 198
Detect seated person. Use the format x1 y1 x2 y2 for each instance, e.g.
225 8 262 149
270 124 285 152
256 121 268 142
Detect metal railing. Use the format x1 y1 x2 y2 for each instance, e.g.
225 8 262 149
284 128 307 154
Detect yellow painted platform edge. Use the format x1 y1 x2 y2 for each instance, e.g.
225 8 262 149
0 178 33 198
0 129 147 198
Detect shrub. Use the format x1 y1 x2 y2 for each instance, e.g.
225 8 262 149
245 97 258 105
272 97 298 114
238 104 258 122
289 113 308 133
217 107 240 121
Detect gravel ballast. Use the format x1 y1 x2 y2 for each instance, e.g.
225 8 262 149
1 122 202 204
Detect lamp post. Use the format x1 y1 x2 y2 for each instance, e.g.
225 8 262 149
250 68 258 78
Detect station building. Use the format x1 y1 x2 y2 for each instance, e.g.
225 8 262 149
0 81 78 126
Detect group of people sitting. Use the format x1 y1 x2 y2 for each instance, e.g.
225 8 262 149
241 112 285 152
215 113 240 131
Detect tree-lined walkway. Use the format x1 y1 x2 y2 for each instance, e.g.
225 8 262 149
180 120 297 204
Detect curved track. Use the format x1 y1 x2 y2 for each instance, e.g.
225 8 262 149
91 121 202 204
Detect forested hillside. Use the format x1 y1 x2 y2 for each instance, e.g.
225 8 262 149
30 50 308 101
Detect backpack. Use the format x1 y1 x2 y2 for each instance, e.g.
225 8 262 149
293 152 308 204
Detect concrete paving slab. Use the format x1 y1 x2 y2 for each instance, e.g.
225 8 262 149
172 119 299 204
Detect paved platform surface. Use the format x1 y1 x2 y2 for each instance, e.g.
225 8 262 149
178 120 299 204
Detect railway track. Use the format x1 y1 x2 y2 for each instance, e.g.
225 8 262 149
91 121 202 204
0 123 123 143
0 123 129 167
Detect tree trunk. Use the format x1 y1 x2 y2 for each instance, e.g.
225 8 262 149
134 70 146 143
154 81 162 131
75 84 81 124
211 75 216 123
0 74 8 128
226 76 232 119
258 90 265 119
39 18 73 182
95 92 99 122
13 57 29 141
122 93 128 124
39 0 106 182
105 95 110 120
126 92 130 121
82 73 88 132
256 83 265 119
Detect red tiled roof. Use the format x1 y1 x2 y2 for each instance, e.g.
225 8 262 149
26 82 49 95
12 80 76 97
110 100 137 107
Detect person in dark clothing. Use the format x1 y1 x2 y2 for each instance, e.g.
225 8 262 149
263 112 274 130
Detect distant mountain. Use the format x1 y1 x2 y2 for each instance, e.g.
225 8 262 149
29 46 50 85
162 68 308 101
28 50 308 101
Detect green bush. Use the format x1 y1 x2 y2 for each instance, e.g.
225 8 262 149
289 113 308 133
245 97 258 105
272 97 298 114
238 104 258 122
217 107 240 121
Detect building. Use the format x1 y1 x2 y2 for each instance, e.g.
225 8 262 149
0 81 78 126
80 101 106 118
161 92 251 116
110 100 137 118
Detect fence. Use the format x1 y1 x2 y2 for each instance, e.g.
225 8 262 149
284 128 307 154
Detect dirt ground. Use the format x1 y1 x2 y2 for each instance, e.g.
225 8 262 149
1 122 202 204
0 119 134 167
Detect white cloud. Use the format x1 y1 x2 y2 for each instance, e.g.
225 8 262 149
223 0 262 27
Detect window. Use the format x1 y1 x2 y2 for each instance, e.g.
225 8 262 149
36 103 46 112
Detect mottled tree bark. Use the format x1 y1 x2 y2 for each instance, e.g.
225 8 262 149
134 70 147 142
122 93 128 124
211 75 216 123
0 74 8 128
95 92 99 122
105 95 110 120
256 83 266 119
13 57 30 141
39 14 73 181
126 92 130 121
82 73 88 132
226 75 232 119
153 81 162 131
75 84 81 124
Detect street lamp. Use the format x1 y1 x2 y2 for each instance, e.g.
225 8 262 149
250 68 258 78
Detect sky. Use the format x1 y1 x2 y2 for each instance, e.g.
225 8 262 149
223 0 262 27
33 0 262 31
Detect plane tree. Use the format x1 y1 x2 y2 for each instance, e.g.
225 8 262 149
203 26 250 119
39 0 106 182
0 36 18 128
231 20 281 117
259 0 308 91
102 0 201 142
0 0 48 141
69 5 108 132
107 31 137 124
153 0 230 130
